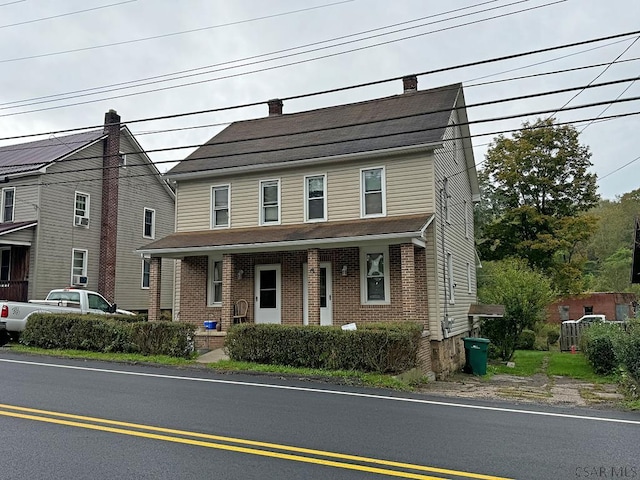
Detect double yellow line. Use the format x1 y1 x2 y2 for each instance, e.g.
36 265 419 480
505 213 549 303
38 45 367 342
0 403 512 480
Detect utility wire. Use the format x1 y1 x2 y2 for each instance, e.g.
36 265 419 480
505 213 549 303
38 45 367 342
0 0 566 118
3 24 639 143
0 0 501 108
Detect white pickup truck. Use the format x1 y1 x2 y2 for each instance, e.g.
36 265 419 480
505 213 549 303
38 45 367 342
0 288 133 339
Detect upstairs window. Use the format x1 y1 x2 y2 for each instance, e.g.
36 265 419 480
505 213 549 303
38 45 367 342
361 167 385 217
2 187 15 223
304 174 326 222
74 192 90 227
211 185 230 228
143 208 155 239
260 179 280 225
119 152 127 168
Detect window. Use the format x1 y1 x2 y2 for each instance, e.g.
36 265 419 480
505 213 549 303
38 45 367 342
467 262 472 294
304 174 326 222
361 167 385 217
447 252 455 304
141 258 151 289
74 192 90 227
360 246 390 304
2 187 15 223
143 208 155 239
211 185 230 228
208 257 222 305
260 179 280 225
88 292 111 312
443 179 451 224
119 152 127 168
584 306 594 315
71 249 87 284
464 200 469 238
0 248 10 282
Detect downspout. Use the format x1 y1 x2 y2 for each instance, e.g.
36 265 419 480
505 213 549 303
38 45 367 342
440 179 449 338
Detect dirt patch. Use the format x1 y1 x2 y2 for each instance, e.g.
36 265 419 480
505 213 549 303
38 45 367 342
417 372 624 409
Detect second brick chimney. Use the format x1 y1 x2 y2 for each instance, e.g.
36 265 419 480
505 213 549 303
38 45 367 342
402 75 418 93
99 109 121 302
268 99 283 116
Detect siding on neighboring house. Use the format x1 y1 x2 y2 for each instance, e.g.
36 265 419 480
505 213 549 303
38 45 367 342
429 109 477 340
12 181 39 221
31 141 105 300
176 152 437 232
114 133 175 310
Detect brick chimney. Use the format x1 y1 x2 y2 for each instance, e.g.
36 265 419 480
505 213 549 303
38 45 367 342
402 75 418 93
268 99 283 116
99 109 121 302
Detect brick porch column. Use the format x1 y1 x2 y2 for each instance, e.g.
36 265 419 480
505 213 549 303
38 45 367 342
401 243 416 322
307 248 320 326
148 257 162 322
221 254 234 330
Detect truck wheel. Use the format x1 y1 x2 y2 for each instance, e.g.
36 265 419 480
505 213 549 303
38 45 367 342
0 330 9 347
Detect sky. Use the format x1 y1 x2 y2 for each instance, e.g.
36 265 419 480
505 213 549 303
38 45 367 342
0 0 638 200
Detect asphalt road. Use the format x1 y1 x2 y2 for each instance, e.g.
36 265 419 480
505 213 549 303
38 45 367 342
1 350 639 480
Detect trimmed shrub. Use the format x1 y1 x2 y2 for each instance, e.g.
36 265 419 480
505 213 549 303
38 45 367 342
580 324 623 375
20 313 194 358
224 322 423 373
616 320 640 383
516 329 536 350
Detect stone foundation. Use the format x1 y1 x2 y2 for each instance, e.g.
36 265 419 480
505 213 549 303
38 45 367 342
431 333 467 379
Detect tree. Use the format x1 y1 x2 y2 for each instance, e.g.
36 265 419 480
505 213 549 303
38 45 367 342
478 118 599 293
478 258 555 360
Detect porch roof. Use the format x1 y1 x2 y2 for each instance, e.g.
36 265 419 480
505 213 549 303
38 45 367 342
0 220 37 236
138 214 433 257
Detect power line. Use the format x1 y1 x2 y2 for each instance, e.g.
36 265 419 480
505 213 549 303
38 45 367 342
599 155 640 181
0 0 26 7
3 23 638 143
0 0 138 30
0 0 567 119
0 0 501 109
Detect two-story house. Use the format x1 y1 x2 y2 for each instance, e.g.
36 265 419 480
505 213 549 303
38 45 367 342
139 77 480 377
0 110 175 313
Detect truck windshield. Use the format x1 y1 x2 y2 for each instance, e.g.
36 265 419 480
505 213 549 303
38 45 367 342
47 292 81 303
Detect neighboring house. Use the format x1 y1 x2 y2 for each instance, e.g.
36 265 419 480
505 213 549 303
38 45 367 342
139 77 481 377
548 292 638 323
0 110 175 312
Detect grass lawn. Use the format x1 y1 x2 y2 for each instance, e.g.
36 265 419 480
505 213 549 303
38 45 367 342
488 350 547 376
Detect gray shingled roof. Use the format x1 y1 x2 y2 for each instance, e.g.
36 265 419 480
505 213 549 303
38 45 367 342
0 130 105 176
169 83 461 176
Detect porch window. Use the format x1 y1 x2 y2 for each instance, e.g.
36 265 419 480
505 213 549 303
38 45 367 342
2 187 15 223
208 257 222 305
143 208 155 239
360 246 390 304
211 185 230 228
0 248 10 282
260 179 280 225
141 258 150 289
304 174 326 222
361 167 385 217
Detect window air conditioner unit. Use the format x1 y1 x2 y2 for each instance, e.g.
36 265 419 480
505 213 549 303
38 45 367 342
74 216 90 227
72 275 88 286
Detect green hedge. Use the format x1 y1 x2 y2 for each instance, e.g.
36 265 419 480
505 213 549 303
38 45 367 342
224 322 423 373
20 313 194 358
580 323 624 375
516 329 536 350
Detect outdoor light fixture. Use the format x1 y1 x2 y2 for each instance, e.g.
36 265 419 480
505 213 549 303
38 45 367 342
342 265 348 276
237 269 244 280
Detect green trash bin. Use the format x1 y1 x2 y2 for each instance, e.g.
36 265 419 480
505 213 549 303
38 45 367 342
463 337 490 375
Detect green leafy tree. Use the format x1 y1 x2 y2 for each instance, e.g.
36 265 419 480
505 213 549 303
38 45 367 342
478 258 555 360
478 118 599 293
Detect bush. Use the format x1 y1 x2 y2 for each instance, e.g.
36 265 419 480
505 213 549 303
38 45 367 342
545 325 560 346
20 313 194 358
616 320 640 383
580 324 623 375
225 322 423 373
516 329 536 350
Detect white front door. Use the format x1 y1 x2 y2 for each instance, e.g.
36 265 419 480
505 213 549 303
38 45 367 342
303 262 333 326
255 264 281 324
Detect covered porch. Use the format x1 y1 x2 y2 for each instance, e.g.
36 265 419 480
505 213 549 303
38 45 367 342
0 221 36 302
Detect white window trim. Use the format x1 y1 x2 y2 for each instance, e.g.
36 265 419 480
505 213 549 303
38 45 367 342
259 179 281 225
207 256 223 306
447 252 455 305
360 167 386 218
467 262 472 294
141 257 151 290
464 200 469 239
443 179 451 225
143 207 156 239
119 151 127 169
210 184 231 229
2 187 15 223
360 245 391 305
74 191 90 227
303 173 327 223
71 248 88 284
